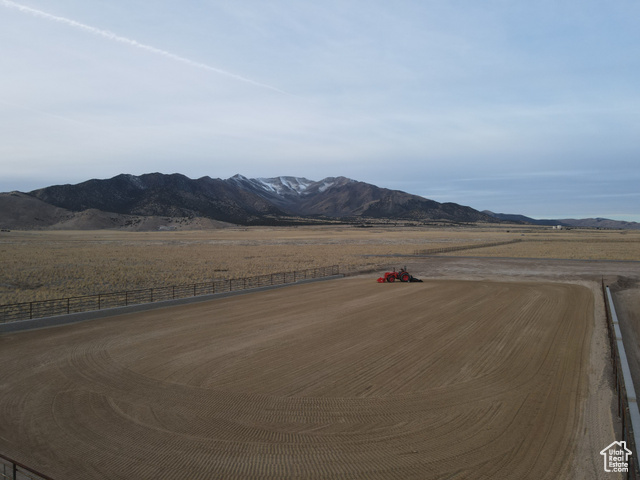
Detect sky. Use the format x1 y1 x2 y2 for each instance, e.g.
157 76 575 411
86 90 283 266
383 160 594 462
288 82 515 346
1 0 639 221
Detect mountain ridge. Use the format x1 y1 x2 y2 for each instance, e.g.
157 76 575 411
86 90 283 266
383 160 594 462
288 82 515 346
1 173 636 230
483 210 640 230
18 173 495 227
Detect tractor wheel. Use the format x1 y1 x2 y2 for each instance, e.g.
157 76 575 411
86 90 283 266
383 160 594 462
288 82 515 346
387 275 395 282
400 272 410 282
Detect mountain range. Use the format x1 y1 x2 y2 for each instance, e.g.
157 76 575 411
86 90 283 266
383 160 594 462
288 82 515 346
482 211 640 230
0 173 637 230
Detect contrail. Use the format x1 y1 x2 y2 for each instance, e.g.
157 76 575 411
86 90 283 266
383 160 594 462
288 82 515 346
1 0 288 94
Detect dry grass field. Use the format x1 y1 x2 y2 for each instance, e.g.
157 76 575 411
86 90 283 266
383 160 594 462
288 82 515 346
1 225 638 305
0 277 593 479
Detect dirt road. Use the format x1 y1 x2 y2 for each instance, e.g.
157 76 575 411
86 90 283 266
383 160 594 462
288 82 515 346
0 276 594 479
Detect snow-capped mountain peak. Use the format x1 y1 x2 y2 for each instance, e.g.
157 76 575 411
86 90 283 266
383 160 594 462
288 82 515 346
255 176 315 196
226 175 357 206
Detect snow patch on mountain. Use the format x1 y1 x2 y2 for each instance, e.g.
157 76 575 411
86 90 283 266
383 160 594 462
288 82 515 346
123 174 147 189
256 176 315 196
317 180 335 193
227 175 357 202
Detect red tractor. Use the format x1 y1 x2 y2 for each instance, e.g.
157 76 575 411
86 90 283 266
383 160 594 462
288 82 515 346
377 267 422 283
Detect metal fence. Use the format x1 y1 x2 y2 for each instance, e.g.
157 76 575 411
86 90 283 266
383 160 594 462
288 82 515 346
602 279 640 479
0 265 340 324
0 454 54 480
413 239 522 256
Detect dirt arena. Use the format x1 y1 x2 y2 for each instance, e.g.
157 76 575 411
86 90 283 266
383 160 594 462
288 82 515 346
0 267 605 479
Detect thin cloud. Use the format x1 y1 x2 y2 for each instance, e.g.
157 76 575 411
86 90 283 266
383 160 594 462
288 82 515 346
0 99 87 124
0 0 288 95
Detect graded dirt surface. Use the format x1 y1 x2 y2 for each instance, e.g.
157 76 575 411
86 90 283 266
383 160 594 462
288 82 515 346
0 275 597 479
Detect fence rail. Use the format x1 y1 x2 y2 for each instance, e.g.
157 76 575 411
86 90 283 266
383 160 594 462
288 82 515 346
0 265 340 324
0 453 54 480
413 239 522 256
603 279 640 480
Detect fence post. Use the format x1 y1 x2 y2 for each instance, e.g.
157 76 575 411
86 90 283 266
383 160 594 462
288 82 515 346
67 298 70 315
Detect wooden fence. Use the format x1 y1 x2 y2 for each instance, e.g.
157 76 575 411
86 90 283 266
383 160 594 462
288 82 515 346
0 453 54 480
0 265 340 324
603 279 640 479
413 239 522 255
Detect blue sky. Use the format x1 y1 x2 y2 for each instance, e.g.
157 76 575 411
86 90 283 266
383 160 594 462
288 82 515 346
1 0 639 221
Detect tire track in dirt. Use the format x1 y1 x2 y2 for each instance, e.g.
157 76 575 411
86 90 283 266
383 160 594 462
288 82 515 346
0 277 592 479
